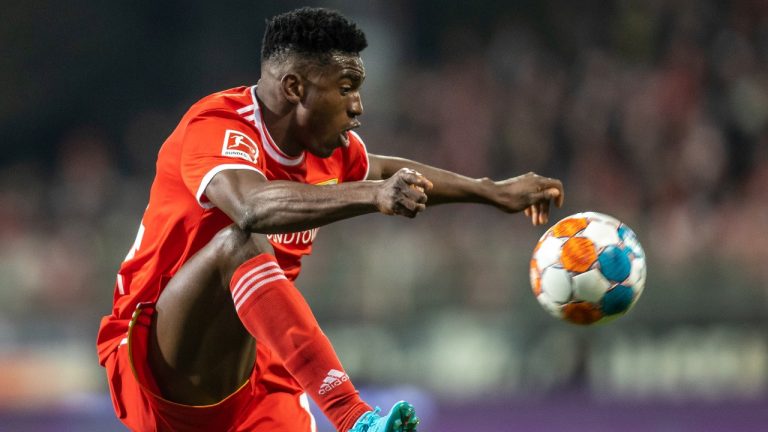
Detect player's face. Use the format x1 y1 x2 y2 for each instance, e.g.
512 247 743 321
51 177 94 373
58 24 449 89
297 55 365 158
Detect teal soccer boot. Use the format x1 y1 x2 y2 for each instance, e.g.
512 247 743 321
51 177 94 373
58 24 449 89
348 400 419 432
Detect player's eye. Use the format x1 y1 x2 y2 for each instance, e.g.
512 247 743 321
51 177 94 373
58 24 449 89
340 86 352 95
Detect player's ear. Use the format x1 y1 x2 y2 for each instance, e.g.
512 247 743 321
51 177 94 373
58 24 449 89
280 73 303 105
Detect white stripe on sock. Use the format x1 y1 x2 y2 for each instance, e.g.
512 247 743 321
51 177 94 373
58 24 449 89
235 274 288 311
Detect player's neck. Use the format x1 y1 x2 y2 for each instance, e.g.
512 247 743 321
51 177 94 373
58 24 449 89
255 84 304 157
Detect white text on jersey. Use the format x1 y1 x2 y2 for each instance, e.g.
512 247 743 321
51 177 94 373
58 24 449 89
268 228 319 245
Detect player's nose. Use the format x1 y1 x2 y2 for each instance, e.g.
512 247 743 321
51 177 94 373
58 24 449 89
348 93 363 118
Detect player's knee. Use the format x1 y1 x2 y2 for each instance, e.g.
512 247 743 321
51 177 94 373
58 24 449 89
211 225 273 265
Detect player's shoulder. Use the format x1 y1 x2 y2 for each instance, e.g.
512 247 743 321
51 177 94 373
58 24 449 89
171 86 265 161
187 85 257 119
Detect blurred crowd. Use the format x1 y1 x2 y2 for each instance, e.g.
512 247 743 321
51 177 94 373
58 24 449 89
386 0 768 282
1 0 767 405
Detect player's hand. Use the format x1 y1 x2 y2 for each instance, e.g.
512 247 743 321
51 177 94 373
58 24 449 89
376 168 433 218
492 172 564 226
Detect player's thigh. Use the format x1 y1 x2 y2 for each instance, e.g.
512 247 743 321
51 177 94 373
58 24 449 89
149 225 273 401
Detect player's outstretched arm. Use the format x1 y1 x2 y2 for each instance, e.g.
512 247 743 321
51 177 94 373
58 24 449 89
367 154 565 226
205 167 432 234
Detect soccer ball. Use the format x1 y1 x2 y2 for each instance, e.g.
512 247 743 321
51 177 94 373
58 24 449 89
529 212 646 325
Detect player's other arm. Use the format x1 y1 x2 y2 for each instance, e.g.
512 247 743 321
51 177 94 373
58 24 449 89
204 168 432 234
367 154 565 225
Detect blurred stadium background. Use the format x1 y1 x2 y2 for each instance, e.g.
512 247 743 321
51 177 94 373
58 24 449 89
2 0 768 430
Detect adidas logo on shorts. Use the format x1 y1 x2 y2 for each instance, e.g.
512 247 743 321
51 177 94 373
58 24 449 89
318 369 349 395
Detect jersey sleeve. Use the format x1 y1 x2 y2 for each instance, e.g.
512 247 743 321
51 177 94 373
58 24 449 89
341 130 370 182
180 109 267 208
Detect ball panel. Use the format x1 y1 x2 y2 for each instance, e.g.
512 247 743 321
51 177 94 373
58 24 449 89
530 259 542 296
536 291 563 318
597 245 632 282
601 284 634 315
618 225 645 258
541 267 572 303
572 269 611 303
562 302 603 325
581 220 621 248
627 257 647 296
561 237 597 272
583 212 621 226
551 217 588 238
535 236 565 269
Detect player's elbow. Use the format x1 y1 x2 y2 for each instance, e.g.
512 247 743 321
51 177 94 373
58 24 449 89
237 206 280 234
237 208 261 233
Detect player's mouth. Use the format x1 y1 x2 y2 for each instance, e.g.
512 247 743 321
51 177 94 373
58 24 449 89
339 122 361 148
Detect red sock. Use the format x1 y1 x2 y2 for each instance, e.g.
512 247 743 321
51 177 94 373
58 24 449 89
230 254 371 431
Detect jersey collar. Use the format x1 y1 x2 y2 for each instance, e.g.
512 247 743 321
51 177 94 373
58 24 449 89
250 85 305 167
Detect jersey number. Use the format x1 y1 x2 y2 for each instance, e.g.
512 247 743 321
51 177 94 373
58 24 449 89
125 222 146 261
117 222 145 296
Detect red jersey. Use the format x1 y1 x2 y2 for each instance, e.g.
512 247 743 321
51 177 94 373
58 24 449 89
96 86 369 365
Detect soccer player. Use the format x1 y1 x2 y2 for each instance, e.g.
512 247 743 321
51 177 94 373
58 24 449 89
96 7 564 432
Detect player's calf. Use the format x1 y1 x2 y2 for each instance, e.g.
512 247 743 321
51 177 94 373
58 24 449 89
229 253 372 430
217 226 419 431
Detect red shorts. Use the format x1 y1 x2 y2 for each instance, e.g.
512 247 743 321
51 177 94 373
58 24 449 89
104 304 316 432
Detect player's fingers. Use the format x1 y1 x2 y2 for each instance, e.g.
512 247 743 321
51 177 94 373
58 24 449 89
530 205 539 225
540 180 564 207
399 203 426 218
526 193 554 225
408 184 429 204
409 177 433 193
400 169 434 191
538 200 550 225
537 203 546 225
395 197 426 218
536 177 565 203
416 192 428 204
555 185 565 207
541 187 561 203
526 190 548 206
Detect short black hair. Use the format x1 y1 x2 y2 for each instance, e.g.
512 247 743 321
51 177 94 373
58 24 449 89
261 7 368 63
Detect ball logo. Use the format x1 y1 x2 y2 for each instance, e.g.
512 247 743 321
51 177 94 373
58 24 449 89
222 130 259 163
318 369 349 395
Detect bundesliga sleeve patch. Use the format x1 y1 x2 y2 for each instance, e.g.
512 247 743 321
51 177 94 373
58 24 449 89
222 130 259 163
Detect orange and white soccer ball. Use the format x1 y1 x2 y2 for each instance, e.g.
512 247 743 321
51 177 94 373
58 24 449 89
530 212 647 325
